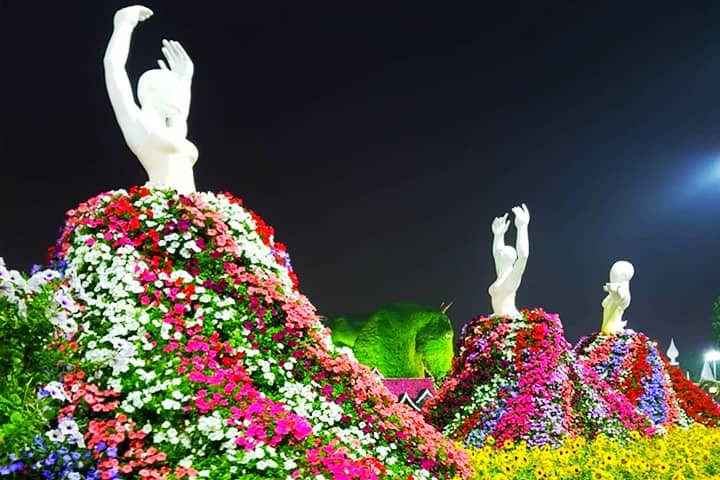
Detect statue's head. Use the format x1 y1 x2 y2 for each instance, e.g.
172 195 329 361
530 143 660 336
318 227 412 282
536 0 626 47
609 260 634 283
138 69 186 118
494 245 517 277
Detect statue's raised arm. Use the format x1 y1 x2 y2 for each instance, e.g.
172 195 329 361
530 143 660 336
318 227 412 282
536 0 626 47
104 5 198 194
488 203 530 318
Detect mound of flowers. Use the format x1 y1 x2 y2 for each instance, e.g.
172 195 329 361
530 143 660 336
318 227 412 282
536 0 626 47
575 330 720 427
15 186 471 480
464 423 720 480
423 309 652 448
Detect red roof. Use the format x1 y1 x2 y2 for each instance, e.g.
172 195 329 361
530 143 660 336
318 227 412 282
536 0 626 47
382 378 436 400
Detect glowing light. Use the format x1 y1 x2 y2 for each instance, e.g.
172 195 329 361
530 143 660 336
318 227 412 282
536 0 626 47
705 350 720 362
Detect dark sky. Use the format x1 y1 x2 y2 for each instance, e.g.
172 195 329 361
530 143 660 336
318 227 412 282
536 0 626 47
3 2 720 367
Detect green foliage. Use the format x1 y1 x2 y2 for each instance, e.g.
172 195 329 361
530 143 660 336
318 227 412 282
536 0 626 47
0 269 68 456
713 296 720 349
323 302 454 379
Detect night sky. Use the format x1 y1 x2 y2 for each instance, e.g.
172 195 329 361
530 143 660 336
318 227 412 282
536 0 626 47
3 2 720 367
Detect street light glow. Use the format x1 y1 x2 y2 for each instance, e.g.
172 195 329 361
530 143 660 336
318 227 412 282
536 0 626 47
705 350 720 362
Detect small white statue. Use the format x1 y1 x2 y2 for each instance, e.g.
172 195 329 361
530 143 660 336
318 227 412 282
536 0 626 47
488 204 530 319
701 361 715 382
104 5 198 194
600 260 634 335
666 338 679 366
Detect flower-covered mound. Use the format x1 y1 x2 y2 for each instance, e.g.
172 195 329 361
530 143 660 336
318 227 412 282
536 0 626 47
575 330 720 428
464 423 720 480
13 187 471 480
423 309 652 448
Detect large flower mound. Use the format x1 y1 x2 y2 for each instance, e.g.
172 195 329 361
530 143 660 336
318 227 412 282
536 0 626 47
41 187 470 480
423 309 651 449
575 330 720 427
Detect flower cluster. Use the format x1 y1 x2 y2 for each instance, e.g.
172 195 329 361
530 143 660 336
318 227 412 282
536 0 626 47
423 309 651 448
1 436 99 480
0 258 91 454
575 331 688 428
0 260 99 478
464 423 720 479
42 187 470 480
576 330 720 428
667 364 720 427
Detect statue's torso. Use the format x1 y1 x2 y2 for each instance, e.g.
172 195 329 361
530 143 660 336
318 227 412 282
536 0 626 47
489 282 520 318
133 130 198 194
601 289 630 333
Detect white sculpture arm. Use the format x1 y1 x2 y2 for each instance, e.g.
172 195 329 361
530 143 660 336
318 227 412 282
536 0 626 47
502 204 530 291
104 6 154 150
491 214 510 276
157 39 194 139
513 204 529 260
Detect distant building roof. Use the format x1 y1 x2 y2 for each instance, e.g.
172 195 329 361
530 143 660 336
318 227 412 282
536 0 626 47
381 378 436 410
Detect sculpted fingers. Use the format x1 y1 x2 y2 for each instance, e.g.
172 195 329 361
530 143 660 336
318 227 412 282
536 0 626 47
173 40 190 61
161 47 177 70
138 7 153 21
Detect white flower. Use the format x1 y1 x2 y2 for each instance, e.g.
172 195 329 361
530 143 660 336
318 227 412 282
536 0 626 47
257 459 279 470
42 381 69 402
45 429 63 443
166 428 180 445
162 398 182 410
58 417 80 436
60 318 78 335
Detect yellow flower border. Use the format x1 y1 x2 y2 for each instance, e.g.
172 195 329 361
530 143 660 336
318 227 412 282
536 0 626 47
457 424 720 479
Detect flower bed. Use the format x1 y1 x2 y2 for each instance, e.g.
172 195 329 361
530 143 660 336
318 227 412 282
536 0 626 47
2 187 470 479
576 331 720 428
463 423 720 479
424 309 651 448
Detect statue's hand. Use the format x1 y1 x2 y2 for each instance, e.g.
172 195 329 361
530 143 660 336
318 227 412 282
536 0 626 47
491 213 510 236
113 5 153 29
512 203 530 228
158 39 194 85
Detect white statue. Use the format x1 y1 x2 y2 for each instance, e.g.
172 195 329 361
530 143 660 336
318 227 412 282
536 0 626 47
666 338 679 366
600 260 634 335
488 204 530 319
104 5 198 194
701 361 715 382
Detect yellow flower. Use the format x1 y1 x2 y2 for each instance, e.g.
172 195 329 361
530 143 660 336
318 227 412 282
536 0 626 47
462 423 720 479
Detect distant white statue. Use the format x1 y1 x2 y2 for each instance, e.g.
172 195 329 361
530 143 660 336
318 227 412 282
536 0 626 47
104 5 198 194
600 260 634 335
488 204 529 319
701 361 715 382
666 338 679 366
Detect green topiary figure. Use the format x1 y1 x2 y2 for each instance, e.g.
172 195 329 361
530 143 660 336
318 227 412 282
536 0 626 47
323 302 454 379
